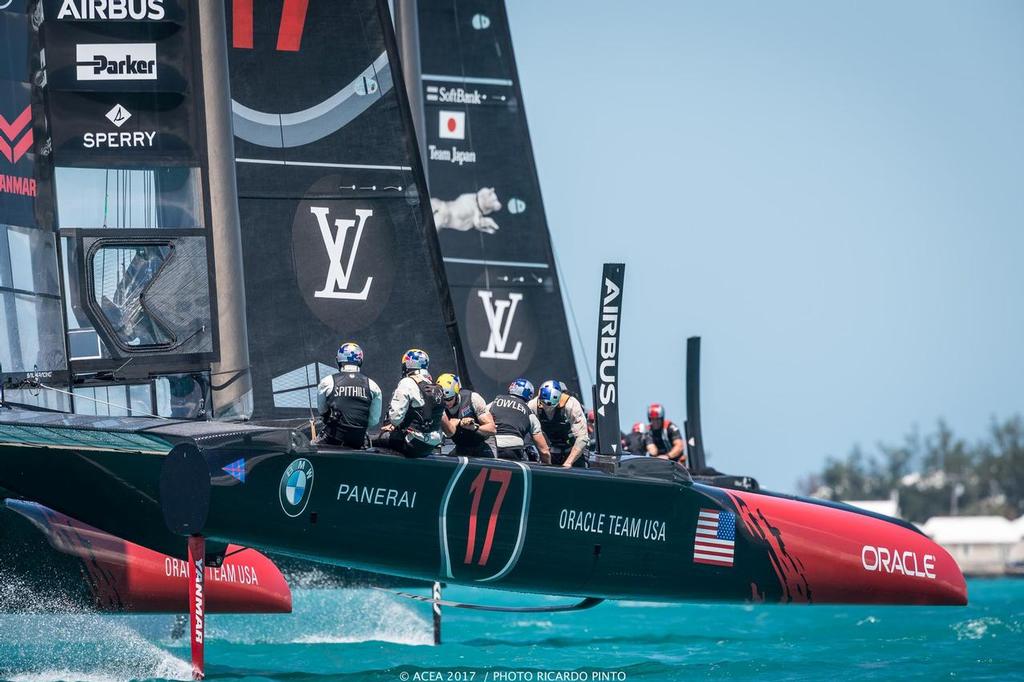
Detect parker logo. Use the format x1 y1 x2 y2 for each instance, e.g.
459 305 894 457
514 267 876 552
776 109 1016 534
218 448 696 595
76 43 157 81
311 206 374 301
478 291 523 361
0 106 33 165
58 0 166 20
82 104 156 149
596 275 621 416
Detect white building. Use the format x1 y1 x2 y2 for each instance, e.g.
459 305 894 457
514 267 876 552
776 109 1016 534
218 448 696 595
1010 516 1024 573
843 497 900 519
921 516 1021 576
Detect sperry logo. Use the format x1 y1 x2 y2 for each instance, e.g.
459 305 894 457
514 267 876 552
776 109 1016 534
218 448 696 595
106 104 131 127
596 276 621 416
83 104 156 149
0 106 33 165
311 206 374 301
478 291 523 361
76 43 157 81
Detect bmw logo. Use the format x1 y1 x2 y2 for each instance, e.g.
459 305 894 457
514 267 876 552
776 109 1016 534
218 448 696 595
279 458 315 517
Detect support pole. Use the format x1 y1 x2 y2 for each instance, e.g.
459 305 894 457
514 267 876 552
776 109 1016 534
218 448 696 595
188 535 206 680
197 0 253 420
432 581 442 645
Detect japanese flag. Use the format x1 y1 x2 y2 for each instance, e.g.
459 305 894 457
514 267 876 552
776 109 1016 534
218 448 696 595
439 110 465 140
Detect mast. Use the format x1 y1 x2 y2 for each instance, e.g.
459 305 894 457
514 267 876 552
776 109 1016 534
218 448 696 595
198 0 252 420
685 336 708 472
394 0 429 184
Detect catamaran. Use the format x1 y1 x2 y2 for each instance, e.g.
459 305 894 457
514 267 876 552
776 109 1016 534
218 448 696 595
0 0 965 679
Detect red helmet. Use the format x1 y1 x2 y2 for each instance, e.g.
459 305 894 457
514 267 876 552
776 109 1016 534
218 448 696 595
648 403 665 421
632 421 647 433
587 409 595 423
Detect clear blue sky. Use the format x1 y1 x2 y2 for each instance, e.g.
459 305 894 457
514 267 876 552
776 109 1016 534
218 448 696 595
506 0 1024 491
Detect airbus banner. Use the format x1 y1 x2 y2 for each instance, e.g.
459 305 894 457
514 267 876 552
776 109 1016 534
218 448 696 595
418 0 580 399
43 0 187 23
46 90 196 162
594 263 625 456
42 20 191 93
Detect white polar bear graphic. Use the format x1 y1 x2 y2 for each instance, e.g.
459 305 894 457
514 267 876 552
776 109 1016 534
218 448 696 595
431 187 502 234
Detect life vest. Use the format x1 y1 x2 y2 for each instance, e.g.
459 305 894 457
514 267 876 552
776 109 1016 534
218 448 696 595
324 372 371 439
446 391 489 448
538 394 574 449
489 393 533 442
401 376 443 435
648 420 681 455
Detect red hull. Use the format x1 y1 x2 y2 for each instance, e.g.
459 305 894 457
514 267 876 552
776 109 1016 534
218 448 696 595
728 490 967 605
7 500 291 613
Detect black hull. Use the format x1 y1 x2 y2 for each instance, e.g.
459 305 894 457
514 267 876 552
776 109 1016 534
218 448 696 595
0 411 966 605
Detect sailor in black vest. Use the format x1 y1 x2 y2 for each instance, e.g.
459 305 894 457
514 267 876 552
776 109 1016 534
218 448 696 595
644 403 686 463
488 378 550 463
528 380 589 468
316 342 382 448
624 421 648 455
376 349 445 458
437 373 497 457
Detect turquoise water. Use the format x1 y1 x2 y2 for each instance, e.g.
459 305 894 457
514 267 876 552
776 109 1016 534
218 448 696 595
1 580 1021 681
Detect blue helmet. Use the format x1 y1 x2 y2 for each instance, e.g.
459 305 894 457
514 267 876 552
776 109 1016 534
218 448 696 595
336 342 364 367
508 378 535 401
402 348 430 374
538 380 563 407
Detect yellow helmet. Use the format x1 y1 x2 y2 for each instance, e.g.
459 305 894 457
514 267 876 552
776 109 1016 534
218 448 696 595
436 373 462 400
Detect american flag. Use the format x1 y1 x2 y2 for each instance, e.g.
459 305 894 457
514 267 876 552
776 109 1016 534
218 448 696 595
693 508 736 567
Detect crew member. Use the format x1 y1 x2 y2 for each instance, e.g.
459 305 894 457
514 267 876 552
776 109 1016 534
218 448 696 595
488 379 550 462
624 422 647 454
438 372 497 457
316 342 382 448
586 409 597 451
377 349 444 457
529 380 588 468
644 403 685 463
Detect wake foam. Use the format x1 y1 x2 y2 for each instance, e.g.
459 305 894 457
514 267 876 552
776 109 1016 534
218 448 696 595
0 572 189 682
0 613 190 682
208 587 433 647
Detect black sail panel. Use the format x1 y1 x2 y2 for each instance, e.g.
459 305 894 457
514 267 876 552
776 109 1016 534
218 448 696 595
227 0 462 419
416 0 579 399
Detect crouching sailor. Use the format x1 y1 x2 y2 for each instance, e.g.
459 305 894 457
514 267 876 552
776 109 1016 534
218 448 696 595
376 349 445 458
316 342 381 448
438 373 497 457
488 379 550 463
645 403 686 463
530 380 589 468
